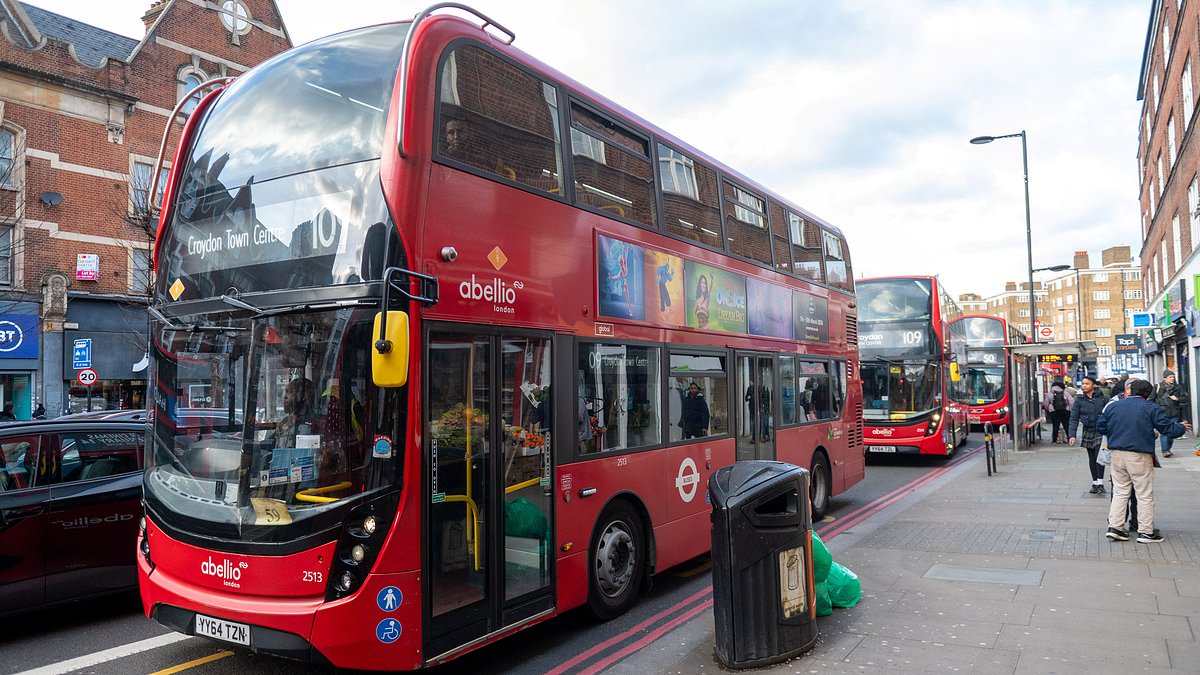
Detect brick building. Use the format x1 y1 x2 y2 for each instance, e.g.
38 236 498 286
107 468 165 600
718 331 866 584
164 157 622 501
970 246 1141 376
1136 0 1200 415
0 0 290 416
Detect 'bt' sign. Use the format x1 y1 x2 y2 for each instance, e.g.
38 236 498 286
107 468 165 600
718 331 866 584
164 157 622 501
0 314 38 359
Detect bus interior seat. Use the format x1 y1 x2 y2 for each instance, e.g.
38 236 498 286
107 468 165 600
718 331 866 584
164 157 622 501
79 457 126 480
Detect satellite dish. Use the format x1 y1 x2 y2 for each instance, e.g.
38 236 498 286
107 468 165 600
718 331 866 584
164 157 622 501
40 192 63 206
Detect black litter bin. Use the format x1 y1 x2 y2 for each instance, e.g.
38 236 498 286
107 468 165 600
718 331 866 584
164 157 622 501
710 461 817 669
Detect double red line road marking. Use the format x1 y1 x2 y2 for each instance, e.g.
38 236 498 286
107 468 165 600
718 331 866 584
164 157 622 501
549 443 984 675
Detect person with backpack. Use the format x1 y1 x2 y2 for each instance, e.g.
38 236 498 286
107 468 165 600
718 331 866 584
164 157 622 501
1042 379 1072 444
1068 375 1109 493
1153 369 1190 458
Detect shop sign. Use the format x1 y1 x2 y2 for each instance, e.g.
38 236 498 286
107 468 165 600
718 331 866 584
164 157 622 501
1171 279 1187 322
1131 312 1153 328
1161 293 1172 326
0 313 38 359
1114 334 1140 353
76 254 99 281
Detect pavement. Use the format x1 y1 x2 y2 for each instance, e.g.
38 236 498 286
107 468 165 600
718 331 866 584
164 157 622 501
620 440 1200 674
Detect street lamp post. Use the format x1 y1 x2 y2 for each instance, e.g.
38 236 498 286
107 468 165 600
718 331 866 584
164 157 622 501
971 131 1040 341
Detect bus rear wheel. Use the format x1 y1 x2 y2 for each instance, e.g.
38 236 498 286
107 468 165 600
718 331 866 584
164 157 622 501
810 453 831 520
588 500 646 620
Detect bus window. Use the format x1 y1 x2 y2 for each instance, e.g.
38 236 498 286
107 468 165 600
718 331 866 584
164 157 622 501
722 181 771 265
797 360 832 421
788 212 824 283
831 360 847 415
570 105 655 227
659 144 722 249
768 202 793 275
578 344 661 453
824 231 852 291
779 356 797 425
667 352 728 442
438 46 564 194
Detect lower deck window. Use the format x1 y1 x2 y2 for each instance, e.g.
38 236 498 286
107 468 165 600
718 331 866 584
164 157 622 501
578 344 661 453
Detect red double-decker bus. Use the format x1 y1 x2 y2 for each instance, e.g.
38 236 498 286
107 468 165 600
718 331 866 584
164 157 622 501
951 315 1031 431
136 6 863 670
857 276 970 456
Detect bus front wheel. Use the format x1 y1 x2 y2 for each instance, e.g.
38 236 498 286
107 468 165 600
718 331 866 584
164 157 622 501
588 500 646 620
810 452 831 520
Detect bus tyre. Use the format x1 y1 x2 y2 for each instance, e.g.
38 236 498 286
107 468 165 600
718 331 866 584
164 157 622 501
810 453 831 520
588 501 646 620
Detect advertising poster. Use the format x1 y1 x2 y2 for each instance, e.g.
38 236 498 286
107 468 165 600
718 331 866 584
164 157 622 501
793 290 829 342
597 235 645 321
747 278 792 339
685 261 747 333
644 249 684 326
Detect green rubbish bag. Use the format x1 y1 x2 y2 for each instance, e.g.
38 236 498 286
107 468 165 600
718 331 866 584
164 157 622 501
811 531 833 583
505 497 548 540
827 561 862 608
814 579 833 617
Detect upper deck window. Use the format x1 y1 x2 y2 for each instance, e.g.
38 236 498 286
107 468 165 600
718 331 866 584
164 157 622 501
658 143 722 249
570 105 655 227
723 181 771 265
787 212 824 283
437 45 564 194
858 278 932 323
823 230 852 291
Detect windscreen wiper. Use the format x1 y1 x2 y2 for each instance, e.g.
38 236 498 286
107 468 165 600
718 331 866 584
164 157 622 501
220 293 377 319
149 302 248 333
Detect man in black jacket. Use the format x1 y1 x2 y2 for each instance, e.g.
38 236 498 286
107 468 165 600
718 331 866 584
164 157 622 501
680 382 710 439
1153 369 1190 457
1068 375 1109 493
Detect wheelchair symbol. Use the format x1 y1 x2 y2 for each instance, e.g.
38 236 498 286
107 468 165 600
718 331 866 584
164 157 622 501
376 618 402 644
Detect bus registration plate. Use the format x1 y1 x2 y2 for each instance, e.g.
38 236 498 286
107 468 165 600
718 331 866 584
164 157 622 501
870 445 898 453
196 614 250 645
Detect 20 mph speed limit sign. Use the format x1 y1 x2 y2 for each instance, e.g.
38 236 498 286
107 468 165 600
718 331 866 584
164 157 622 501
76 368 98 386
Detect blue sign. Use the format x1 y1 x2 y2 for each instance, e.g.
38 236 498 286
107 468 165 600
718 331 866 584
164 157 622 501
72 338 92 368
375 618 402 644
1132 313 1153 328
0 313 38 359
377 586 402 612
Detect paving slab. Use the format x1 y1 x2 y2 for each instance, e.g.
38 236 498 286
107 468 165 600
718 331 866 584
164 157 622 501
842 635 1021 674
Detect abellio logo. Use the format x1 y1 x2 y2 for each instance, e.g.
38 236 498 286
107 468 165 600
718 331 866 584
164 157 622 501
458 274 522 315
201 556 248 588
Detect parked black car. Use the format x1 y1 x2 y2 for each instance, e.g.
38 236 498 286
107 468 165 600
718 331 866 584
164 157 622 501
0 419 146 615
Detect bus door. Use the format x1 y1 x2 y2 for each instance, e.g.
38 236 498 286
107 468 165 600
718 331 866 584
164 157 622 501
736 353 775 461
424 328 555 657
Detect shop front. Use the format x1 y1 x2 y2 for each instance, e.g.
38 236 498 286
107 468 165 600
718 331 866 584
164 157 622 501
0 304 39 419
61 298 149 414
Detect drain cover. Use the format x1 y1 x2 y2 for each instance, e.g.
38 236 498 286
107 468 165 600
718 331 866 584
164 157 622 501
1029 530 1056 540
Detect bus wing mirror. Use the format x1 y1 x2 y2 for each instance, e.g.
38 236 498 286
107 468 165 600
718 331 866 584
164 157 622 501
372 311 410 387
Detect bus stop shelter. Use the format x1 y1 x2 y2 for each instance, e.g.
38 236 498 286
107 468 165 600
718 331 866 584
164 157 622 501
1005 340 1098 449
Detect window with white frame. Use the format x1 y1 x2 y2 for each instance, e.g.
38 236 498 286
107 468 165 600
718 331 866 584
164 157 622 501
1125 289 1143 300
1094 272 1109 282
1161 238 1168 280
1124 270 1140 281
1018 309 1030 317
177 66 207 116
1126 308 1138 318
1173 214 1183 271
1164 20 1172 65
1093 290 1110 301
131 161 170 212
130 248 152 294
1146 109 1153 140
1068 330 1076 340
0 128 13 189
1151 185 1157 219
0 225 11 285
1158 153 1165 196
1037 308 1044 316
1169 114 1177 166
1191 177 1200 249
1154 73 1161 111
1185 58 1194 125
1094 308 1111 319
1098 345 1113 357
1056 314 1063 324
1067 294 1073 304
1096 328 1112 338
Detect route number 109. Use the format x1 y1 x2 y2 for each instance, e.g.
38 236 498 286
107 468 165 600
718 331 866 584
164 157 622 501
902 331 922 345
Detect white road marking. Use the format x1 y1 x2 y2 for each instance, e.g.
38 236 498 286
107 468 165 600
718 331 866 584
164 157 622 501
12 633 194 675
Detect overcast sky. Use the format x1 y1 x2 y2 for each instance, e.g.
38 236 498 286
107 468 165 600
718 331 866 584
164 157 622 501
42 0 1149 300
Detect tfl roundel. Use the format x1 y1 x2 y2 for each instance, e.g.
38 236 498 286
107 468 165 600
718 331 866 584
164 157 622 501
76 368 98 386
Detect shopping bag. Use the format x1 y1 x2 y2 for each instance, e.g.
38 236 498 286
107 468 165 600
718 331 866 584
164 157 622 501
1096 447 1111 466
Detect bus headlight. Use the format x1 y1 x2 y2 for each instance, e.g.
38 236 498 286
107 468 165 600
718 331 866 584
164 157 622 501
336 570 355 592
362 515 377 536
326 493 399 602
350 544 367 563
